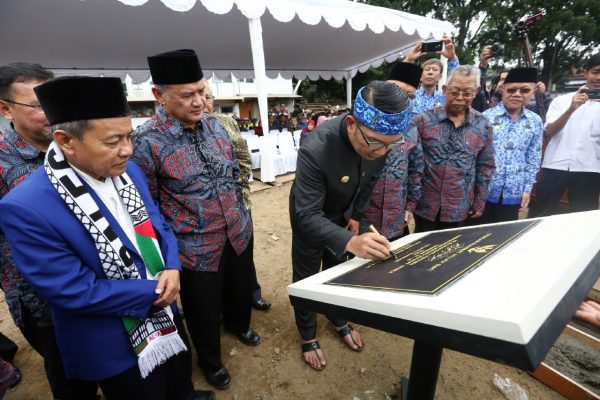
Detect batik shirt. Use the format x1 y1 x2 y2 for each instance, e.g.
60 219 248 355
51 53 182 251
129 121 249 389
132 108 252 272
412 58 460 113
359 123 424 240
0 357 17 393
0 126 52 327
414 106 496 222
483 103 543 205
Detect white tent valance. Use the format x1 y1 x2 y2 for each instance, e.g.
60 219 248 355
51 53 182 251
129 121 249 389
2 0 454 124
2 0 454 81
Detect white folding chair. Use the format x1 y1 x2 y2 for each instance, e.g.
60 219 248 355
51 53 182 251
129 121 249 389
293 130 302 149
244 135 261 170
258 135 285 182
277 132 298 173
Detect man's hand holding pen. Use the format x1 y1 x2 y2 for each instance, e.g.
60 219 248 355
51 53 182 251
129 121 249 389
344 224 395 260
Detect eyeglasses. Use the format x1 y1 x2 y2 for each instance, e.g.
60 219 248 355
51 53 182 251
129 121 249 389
356 122 404 150
1 99 44 111
505 87 533 95
446 89 476 99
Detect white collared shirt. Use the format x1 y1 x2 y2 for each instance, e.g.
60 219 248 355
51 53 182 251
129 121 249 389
71 165 172 316
543 92 600 173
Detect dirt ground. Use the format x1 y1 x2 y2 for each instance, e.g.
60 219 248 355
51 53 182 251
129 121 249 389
2 179 572 399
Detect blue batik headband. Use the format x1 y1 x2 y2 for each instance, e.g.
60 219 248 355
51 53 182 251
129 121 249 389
353 87 413 135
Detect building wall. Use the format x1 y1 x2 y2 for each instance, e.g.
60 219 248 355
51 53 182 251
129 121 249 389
124 73 296 119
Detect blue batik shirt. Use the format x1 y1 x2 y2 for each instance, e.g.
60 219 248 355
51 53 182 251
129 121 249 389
483 103 543 205
413 58 460 113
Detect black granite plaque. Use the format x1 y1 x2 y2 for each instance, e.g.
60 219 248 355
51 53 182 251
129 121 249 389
327 220 540 295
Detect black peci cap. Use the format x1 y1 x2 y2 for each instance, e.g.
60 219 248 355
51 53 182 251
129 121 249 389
504 67 537 84
148 49 204 85
387 62 423 89
34 76 130 125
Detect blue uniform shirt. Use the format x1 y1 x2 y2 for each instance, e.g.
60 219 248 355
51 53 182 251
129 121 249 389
483 103 543 205
412 58 460 113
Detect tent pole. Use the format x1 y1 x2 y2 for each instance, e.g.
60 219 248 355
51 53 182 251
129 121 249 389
248 17 269 134
346 72 352 108
439 54 448 89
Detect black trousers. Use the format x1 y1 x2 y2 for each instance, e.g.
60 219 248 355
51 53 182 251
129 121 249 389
180 239 254 373
0 333 17 365
97 314 194 400
19 305 98 400
469 200 520 226
292 233 349 341
531 168 600 217
247 233 263 302
413 213 465 233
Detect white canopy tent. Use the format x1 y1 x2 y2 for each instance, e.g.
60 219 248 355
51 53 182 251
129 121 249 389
1 0 454 125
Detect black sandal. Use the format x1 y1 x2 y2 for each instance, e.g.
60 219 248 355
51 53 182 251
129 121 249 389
301 341 326 371
330 324 364 352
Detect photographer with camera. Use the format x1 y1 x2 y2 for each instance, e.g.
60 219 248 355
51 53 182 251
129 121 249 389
403 35 460 113
530 53 600 217
473 44 507 112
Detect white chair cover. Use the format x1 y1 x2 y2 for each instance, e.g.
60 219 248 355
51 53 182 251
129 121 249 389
244 135 261 170
258 135 286 182
277 132 297 173
293 130 302 149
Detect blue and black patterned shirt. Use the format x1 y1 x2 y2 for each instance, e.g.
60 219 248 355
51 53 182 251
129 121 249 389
412 58 460 113
414 106 496 222
131 107 252 272
0 125 52 327
359 123 424 240
482 103 543 205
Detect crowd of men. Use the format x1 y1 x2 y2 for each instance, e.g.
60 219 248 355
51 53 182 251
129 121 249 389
291 44 600 369
0 38 597 399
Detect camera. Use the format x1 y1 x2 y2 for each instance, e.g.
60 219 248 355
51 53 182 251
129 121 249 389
586 89 600 100
490 43 504 58
421 41 443 53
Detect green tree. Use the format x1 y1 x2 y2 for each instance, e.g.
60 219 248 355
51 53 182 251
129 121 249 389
298 0 599 102
363 0 600 88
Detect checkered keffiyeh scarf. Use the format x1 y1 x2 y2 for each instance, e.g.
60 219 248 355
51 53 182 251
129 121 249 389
44 142 186 378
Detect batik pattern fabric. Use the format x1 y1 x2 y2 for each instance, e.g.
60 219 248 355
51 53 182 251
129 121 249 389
353 87 413 134
412 58 460 113
214 113 253 209
414 106 496 223
0 356 17 393
131 107 252 272
0 126 51 327
359 123 424 239
483 103 543 205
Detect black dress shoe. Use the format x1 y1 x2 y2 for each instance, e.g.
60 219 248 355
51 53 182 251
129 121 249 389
204 367 231 390
231 328 261 346
252 298 272 311
193 389 216 400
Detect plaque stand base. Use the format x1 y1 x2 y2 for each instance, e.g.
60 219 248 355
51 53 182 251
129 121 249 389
401 341 443 400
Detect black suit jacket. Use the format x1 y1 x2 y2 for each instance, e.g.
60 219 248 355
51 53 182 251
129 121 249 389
289 116 386 257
